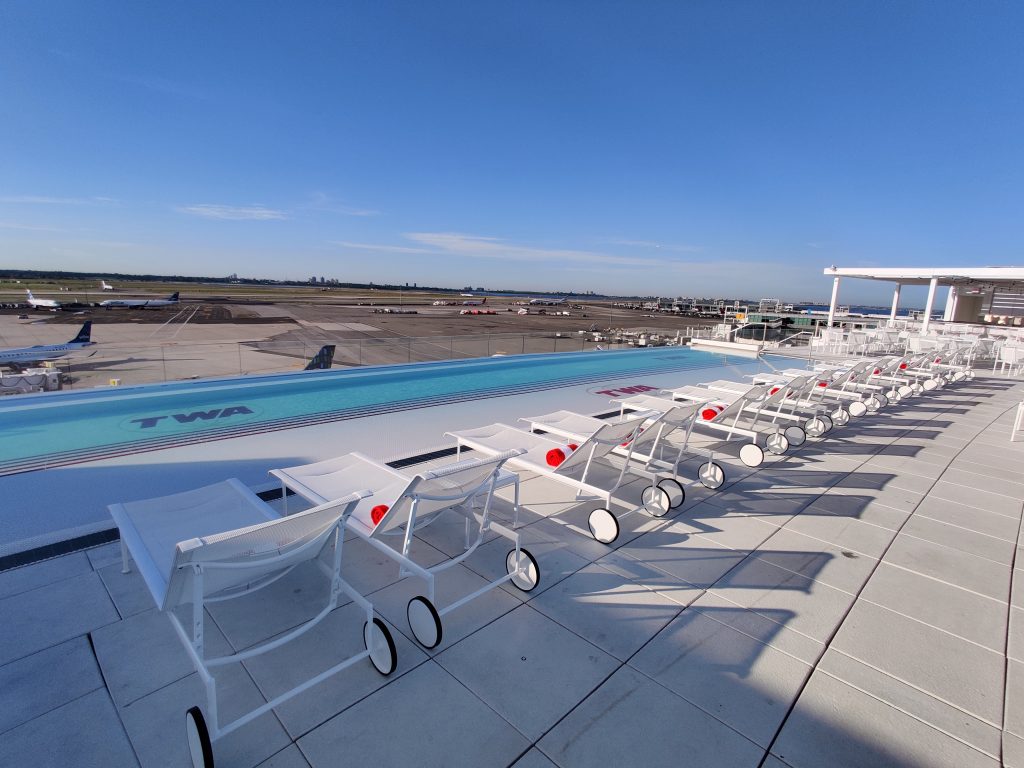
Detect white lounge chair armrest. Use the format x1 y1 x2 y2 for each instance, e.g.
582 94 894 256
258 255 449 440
421 448 525 480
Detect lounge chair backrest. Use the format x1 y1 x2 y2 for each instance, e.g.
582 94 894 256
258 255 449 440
167 488 367 611
370 449 523 535
553 416 645 473
631 401 699 452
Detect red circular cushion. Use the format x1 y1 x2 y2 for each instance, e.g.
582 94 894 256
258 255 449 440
770 387 780 395
873 369 881 375
818 381 828 387
701 406 721 420
546 448 566 466
569 444 579 451
899 363 907 369
371 504 389 525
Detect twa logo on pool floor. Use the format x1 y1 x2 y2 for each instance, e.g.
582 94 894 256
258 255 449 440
120 405 262 432
588 384 660 398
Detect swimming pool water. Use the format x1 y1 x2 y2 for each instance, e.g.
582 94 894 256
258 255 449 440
0 347 740 472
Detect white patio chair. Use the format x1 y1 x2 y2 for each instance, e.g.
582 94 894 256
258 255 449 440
271 449 538 649
445 417 650 545
110 479 395 768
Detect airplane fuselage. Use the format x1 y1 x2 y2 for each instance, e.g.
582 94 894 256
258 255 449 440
0 342 92 366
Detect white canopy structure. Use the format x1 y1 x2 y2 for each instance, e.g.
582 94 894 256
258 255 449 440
822 266 1024 332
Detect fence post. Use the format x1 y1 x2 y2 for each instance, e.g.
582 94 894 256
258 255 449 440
161 346 168 381
238 344 243 375
408 340 412 363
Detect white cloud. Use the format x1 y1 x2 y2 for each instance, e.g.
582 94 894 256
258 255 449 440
332 241 436 254
176 204 288 221
0 195 114 205
404 232 664 267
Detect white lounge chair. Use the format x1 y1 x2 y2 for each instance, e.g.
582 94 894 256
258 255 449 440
519 399 727 493
110 479 395 768
270 449 538 649
445 417 651 545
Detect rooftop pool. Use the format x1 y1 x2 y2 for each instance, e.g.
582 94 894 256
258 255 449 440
0 346 741 474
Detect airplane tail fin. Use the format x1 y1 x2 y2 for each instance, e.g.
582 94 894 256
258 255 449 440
168 292 180 301
25 290 33 299
70 322 92 344
304 345 336 370
481 297 487 304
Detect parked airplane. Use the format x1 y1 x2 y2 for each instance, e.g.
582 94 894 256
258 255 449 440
529 297 567 306
461 297 487 306
98 291 179 309
0 322 95 369
100 281 115 291
25 290 62 310
304 345 335 370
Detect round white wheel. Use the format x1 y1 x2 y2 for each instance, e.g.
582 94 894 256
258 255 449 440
506 548 540 592
588 508 619 544
804 418 827 438
697 462 725 491
864 396 880 412
185 707 214 768
967 369 976 380
910 382 924 396
406 597 442 650
819 414 834 431
848 400 868 418
365 617 398 671
923 378 938 391
784 425 806 446
641 485 671 517
876 392 889 407
658 477 686 507
898 384 914 398
765 432 789 455
885 388 900 403
830 407 850 427
739 443 765 467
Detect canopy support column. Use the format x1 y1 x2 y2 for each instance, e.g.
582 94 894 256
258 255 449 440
826 277 841 327
889 283 902 326
921 277 939 333
943 285 958 322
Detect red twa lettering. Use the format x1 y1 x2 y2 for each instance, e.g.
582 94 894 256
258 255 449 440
595 384 660 398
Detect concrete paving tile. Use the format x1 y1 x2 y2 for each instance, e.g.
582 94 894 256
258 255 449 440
699 488 820 520
437 604 619 739
819 649 1001 759
367 561 521 653
957 449 1024 474
615 529 747 588
0 570 118 667
97 561 156 618
92 606 233 707
538 665 764 768
862 454 948 480
748 526 878 595
831 600 1004 724
299 661 529 768
243 602 427 737
916 499 1021 541
511 748 558 768
594 550 706 606
255 745 311 768
827 482 926 513
460 518 591 602
884 534 1010 601
1009 608 1024 663
860 562 1006 652
630 607 813 747
901 515 1016 564
0 687 138 768
1005 730 1024 768
708 556 857 643
804 493 910 529
930 481 1024 517
121 662 290 768
0 636 103 735
1005 660 1024 738
0 552 92 600
834 468 936 495
772 670 999 768
941 467 1024 499
671 514 784 551
782 511 896 559
530 562 683 660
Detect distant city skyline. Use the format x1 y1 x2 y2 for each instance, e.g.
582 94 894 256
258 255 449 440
2 2 1021 305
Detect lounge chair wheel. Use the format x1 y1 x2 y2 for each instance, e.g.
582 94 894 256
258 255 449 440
866 395 882 412
848 401 868 418
697 462 725 491
739 443 765 467
885 389 900 403
506 548 540 592
588 508 619 544
365 617 399 670
910 383 924 396
784 426 806 446
658 477 686 507
966 370 975 380
641 485 671 517
765 432 789 455
406 597 442 650
876 393 889 407
185 706 214 768
923 378 938 391
898 385 914 398
830 407 850 427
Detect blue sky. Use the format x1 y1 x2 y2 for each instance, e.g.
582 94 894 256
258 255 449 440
1 1 1021 304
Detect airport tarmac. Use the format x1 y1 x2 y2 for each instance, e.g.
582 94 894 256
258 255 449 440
0 293 715 390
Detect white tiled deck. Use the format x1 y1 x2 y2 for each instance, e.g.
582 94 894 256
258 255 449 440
2 372 1023 767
